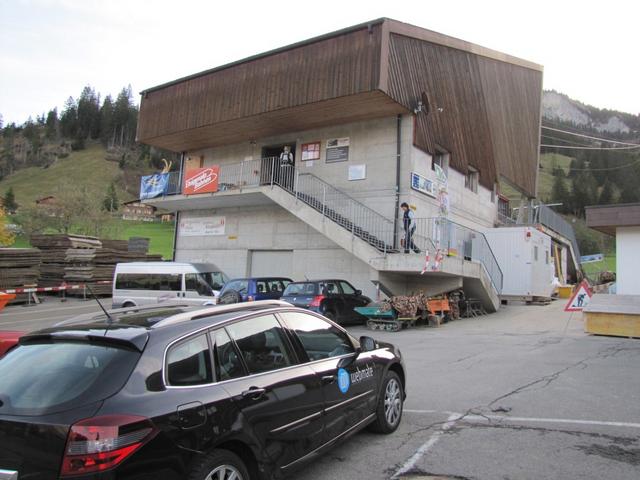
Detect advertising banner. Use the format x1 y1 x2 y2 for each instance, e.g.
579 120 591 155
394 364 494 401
183 166 220 195
140 173 169 199
179 216 226 236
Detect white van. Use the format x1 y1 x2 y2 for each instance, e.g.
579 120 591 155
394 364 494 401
112 262 228 308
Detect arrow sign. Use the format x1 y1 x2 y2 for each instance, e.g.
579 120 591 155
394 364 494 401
564 280 593 312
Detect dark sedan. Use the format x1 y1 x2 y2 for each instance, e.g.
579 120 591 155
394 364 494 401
281 279 372 324
0 300 406 479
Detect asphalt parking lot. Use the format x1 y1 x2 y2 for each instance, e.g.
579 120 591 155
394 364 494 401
1 297 639 479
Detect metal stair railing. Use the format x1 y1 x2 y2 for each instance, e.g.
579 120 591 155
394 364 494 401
266 157 396 252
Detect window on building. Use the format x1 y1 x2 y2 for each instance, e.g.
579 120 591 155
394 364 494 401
432 150 449 176
465 167 479 193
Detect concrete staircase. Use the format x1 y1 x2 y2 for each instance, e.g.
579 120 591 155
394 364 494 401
262 170 502 311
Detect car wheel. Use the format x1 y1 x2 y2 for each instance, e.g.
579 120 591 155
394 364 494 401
369 370 403 434
189 449 250 480
323 310 337 322
218 290 241 305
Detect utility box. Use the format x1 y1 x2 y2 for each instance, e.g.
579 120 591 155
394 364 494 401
484 227 554 299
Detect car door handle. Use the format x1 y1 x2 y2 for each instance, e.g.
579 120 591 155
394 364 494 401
241 387 267 400
322 375 336 385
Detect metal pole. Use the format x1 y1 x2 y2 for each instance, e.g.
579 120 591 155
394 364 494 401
239 160 244 192
393 114 401 250
322 185 326 220
270 158 275 188
295 170 299 201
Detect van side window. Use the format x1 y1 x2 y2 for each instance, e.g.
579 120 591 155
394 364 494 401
166 334 213 386
116 273 181 291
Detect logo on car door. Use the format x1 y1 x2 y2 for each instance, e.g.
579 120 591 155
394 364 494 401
337 368 350 393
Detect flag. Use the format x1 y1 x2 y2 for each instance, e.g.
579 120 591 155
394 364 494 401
140 173 169 199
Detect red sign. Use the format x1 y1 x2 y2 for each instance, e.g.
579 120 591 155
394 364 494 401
564 280 593 312
183 166 219 195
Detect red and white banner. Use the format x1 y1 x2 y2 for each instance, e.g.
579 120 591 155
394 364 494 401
183 166 220 195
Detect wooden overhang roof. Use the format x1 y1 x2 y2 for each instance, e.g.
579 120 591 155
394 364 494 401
586 203 640 236
137 18 543 197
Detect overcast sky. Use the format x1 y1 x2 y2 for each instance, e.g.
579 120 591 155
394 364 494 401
1 0 637 125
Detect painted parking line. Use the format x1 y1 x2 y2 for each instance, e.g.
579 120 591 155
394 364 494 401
405 409 640 429
392 413 461 479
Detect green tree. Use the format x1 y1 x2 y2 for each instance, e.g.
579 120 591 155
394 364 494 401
102 182 119 212
551 174 569 213
60 96 78 139
77 85 101 140
598 179 614 205
99 95 115 147
45 108 59 139
3 187 18 213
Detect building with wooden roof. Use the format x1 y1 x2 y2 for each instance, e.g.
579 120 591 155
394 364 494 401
137 18 546 310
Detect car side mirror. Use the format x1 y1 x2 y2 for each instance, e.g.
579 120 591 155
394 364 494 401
355 289 362 296
359 336 376 352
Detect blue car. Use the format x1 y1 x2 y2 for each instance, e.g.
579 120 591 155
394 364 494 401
217 277 293 304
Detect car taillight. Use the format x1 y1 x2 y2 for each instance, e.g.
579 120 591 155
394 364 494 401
61 414 156 477
310 295 325 307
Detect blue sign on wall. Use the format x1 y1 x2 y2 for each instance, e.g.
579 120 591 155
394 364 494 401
140 173 169 199
411 172 436 198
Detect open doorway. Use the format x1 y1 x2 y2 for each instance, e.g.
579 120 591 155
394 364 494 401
262 143 296 163
261 143 296 188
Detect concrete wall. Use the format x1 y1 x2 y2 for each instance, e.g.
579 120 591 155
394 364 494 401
174 205 378 298
187 114 498 231
616 226 640 295
405 144 497 230
189 116 399 221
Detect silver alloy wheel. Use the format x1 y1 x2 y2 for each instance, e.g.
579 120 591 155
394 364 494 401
384 378 402 427
205 464 243 480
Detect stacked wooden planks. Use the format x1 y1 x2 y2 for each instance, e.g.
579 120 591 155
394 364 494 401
0 248 42 289
31 234 162 295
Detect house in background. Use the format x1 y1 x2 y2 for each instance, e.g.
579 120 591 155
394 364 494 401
136 18 552 310
122 200 157 221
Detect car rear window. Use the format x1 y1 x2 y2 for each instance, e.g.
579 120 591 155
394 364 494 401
283 283 317 296
0 342 140 416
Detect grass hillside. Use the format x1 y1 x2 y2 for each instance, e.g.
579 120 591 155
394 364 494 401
536 153 573 201
1 143 175 259
0 143 133 206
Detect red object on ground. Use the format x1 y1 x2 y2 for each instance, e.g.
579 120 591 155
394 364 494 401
0 330 24 356
0 292 16 312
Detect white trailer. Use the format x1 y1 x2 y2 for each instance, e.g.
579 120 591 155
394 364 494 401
484 227 555 300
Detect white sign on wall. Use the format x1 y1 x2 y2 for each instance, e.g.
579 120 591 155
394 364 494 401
179 216 226 236
348 164 366 181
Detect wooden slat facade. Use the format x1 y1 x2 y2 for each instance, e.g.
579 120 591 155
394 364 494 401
137 24 384 146
384 31 542 196
137 18 543 197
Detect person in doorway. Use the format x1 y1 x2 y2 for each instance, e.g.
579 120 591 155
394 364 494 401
278 145 294 191
401 202 420 253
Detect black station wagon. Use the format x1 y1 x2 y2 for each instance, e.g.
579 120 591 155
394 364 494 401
0 301 406 479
